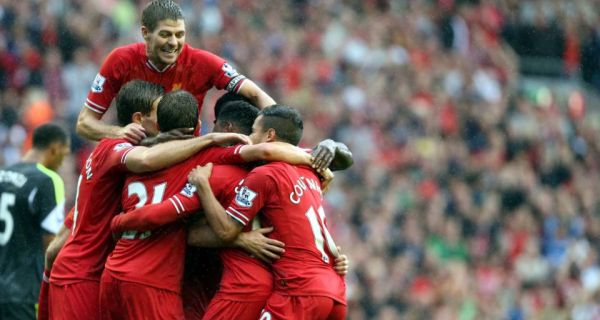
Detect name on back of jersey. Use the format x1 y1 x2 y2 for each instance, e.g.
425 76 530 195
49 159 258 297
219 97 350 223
0 170 27 188
289 176 321 205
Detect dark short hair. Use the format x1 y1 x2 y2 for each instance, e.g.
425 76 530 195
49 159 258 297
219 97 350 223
32 123 68 149
116 80 164 126
216 101 259 135
157 90 198 132
142 0 184 31
257 105 303 145
214 92 252 119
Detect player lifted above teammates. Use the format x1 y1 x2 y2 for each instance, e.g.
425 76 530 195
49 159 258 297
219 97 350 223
77 0 275 143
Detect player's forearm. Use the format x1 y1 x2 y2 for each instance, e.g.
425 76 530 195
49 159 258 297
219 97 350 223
330 142 354 171
195 181 240 242
238 80 276 108
240 142 312 165
44 226 69 270
126 134 216 173
112 201 193 233
76 108 122 141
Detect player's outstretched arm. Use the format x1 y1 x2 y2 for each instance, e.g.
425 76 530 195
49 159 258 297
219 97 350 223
188 223 285 263
125 132 251 173
189 164 243 242
237 79 276 108
239 142 312 165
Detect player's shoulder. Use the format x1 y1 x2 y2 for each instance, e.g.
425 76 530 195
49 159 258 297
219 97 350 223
98 138 133 150
106 43 145 63
181 44 225 65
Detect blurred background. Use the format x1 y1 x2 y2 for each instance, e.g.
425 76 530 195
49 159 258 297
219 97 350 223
2 0 600 319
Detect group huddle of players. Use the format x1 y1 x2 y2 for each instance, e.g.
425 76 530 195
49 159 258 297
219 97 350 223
38 1 353 319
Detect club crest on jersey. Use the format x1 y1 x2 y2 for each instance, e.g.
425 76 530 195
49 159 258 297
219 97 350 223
91 73 106 93
180 183 197 198
221 63 239 78
235 186 257 208
113 142 132 151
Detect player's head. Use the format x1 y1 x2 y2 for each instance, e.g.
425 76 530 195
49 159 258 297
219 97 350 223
31 123 70 171
116 80 164 137
141 0 185 68
214 92 252 120
157 90 199 132
213 100 259 135
250 105 303 145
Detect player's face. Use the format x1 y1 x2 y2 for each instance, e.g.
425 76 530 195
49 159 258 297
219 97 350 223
141 97 161 137
249 116 269 144
48 141 71 171
143 19 185 68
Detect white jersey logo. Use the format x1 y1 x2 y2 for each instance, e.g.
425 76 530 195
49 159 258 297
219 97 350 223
221 63 239 78
235 186 257 208
180 183 197 198
91 73 106 93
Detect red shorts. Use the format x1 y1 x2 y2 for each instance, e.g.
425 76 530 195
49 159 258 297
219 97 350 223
202 295 266 320
260 292 346 320
48 280 100 320
99 272 184 320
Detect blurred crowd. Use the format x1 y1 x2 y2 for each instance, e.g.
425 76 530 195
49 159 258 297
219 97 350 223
2 0 600 319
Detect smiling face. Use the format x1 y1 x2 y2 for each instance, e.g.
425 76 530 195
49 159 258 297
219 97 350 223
142 19 185 69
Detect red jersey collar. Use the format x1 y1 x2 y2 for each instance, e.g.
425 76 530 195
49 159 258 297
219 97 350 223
145 59 176 73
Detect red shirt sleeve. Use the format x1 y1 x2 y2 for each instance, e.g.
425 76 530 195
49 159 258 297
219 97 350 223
103 140 137 173
200 51 247 93
224 169 273 226
85 48 126 115
112 183 202 233
192 145 246 166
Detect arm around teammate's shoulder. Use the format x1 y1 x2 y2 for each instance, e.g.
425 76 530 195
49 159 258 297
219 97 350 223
124 132 251 173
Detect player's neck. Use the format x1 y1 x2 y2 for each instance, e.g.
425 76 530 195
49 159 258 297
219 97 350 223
147 57 173 72
22 150 54 170
22 149 44 165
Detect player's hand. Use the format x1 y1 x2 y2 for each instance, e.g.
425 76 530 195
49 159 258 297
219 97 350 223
235 227 285 264
312 139 336 172
119 123 147 144
110 214 123 239
334 247 349 276
319 169 334 193
188 163 213 186
208 132 252 146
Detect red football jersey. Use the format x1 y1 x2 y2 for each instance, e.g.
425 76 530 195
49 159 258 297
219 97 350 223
85 43 246 115
51 139 136 285
225 162 346 304
104 150 245 293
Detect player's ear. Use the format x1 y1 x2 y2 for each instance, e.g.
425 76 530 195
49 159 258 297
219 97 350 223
266 128 277 142
132 112 143 124
141 26 150 41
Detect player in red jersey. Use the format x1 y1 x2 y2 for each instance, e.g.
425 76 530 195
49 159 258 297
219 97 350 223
100 91 313 320
49 81 249 320
189 105 347 320
77 0 275 142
